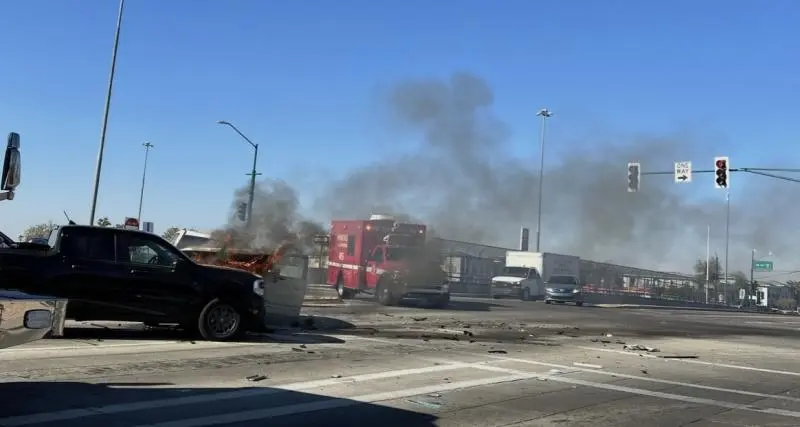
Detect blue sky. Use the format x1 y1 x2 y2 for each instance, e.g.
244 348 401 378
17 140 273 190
1 0 798 245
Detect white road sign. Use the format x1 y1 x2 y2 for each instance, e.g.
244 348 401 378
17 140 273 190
674 161 692 183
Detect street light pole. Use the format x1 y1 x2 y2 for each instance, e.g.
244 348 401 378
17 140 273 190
724 191 730 305
89 0 125 225
217 120 260 228
137 141 154 221
534 108 552 252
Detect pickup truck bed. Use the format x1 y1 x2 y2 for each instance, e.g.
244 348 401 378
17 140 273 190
0 290 67 349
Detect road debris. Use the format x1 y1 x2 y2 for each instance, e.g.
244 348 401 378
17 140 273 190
412 317 428 322
658 355 699 359
406 399 442 410
488 349 508 354
331 374 342 378
246 374 267 382
573 362 603 369
623 344 660 353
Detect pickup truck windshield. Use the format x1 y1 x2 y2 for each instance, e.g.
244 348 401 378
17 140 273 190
502 267 532 278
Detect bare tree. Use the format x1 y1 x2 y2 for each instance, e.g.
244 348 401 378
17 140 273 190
21 222 56 241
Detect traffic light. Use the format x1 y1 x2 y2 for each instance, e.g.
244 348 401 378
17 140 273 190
236 202 247 221
627 162 640 192
714 156 729 189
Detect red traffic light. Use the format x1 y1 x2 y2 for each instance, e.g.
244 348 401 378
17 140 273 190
715 159 727 169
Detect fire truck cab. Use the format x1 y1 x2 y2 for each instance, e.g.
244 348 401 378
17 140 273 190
326 215 450 308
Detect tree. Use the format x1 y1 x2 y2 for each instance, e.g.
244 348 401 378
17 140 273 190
162 227 180 242
692 258 723 285
96 217 112 227
22 222 56 241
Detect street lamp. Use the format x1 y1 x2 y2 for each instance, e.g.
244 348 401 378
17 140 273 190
137 141 154 221
217 120 260 228
89 0 125 225
534 108 553 252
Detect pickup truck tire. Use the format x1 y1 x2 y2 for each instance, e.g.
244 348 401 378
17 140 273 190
521 288 531 301
196 298 244 341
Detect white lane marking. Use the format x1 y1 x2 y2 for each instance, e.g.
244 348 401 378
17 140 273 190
0 361 501 426
467 364 800 419
0 341 256 360
478 354 800 404
133 373 541 427
578 346 800 377
347 334 800 404
138 360 800 427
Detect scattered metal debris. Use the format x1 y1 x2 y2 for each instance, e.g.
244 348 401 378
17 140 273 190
412 317 428 322
331 374 342 378
658 355 698 359
488 349 508 354
246 374 267 382
624 344 660 352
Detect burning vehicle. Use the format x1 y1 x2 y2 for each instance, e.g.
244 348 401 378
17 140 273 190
180 235 310 326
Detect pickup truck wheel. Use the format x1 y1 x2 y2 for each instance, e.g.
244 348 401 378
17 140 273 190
521 288 531 301
197 299 243 341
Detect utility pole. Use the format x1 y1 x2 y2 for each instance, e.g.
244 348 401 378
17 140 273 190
750 249 756 303
534 108 552 252
705 224 710 304
217 120 261 228
724 191 730 305
89 0 125 225
137 141 154 221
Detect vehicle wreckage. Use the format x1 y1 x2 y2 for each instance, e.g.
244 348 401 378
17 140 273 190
181 240 311 327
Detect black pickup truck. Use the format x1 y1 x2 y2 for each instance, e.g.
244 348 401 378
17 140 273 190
0 224 272 341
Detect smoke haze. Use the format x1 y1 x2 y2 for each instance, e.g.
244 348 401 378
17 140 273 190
224 72 799 277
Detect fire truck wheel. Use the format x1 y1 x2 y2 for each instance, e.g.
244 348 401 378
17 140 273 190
197 298 244 341
375 279 398 306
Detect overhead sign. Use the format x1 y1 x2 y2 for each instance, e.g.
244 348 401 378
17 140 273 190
123 217 140 231
142 221 154 233
674 161 692 183
753 260 773 272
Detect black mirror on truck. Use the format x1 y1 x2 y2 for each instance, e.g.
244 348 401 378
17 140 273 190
2 132 21 191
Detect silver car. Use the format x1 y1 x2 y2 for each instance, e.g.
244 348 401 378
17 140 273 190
544 275 583 306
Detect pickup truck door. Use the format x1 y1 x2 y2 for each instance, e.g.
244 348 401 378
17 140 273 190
262 252 309 327
365 247 384 289
117 233 201 321
52 228 129 320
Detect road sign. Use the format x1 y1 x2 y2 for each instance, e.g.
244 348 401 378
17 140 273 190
753 260 773 272
674 161 692 183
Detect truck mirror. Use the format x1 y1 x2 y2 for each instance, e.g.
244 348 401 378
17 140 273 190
2 132 21 191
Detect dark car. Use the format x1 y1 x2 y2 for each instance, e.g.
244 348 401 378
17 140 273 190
0 225 274 341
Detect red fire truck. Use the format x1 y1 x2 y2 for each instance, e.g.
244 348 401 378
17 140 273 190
326 214 450 307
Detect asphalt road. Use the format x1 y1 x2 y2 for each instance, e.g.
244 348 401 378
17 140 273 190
2 296 800 427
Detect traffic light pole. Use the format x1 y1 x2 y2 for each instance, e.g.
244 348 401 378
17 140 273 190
635 167 800 183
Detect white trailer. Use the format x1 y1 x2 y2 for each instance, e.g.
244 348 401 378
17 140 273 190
491 251 581 301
